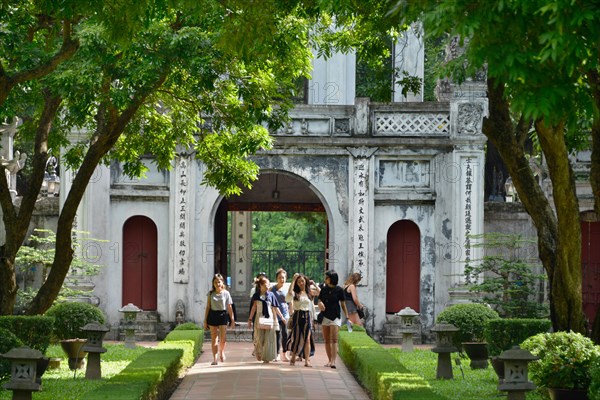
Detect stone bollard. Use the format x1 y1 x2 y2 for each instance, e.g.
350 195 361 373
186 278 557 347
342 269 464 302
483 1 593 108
397 307 420 352
82 322 110 379
1 347 45 400
497 346 538 400
431 324 459 380
119 303 141 349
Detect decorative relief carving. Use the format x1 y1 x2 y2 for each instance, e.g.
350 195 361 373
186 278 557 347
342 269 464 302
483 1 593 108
334 118 350 134
457 103 484 135
379 160 431 188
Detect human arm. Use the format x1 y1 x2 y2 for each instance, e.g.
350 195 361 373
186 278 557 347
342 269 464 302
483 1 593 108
248 301 257 329
204 293 211 330
273 306 285 324
286 273 299 302
227 303 235 329
341 299 349 320
309 280 320 297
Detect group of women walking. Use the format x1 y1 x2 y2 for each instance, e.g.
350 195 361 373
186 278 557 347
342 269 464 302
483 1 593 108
203 268 364 368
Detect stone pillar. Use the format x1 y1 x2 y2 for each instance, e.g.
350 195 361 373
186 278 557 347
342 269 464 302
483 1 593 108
308 49 356 105
347 147 377 285
172 153 193 284
230 211 252 294
393 22 424 102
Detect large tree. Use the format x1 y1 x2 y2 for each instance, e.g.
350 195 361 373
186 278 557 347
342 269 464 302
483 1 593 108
0 0 322 315
1 0 402 315
396 0 600 334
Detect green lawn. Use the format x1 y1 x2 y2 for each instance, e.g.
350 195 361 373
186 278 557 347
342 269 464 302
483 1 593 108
0 343 149 400
389 348 545 399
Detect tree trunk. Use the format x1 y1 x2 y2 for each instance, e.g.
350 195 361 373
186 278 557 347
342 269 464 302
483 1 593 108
535 119 585 333
483 78 585 333
25 72 168 315
0 94 59 315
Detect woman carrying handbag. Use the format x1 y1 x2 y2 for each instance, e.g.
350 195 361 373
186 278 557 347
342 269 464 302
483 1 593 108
343 272 364 327
248 276 283 363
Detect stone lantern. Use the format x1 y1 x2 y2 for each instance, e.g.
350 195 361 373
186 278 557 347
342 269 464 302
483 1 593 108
397 307 420 352
119 303 141 349
82 322 110 379
497 346 538 400
1 347 44 400
430 323 459 380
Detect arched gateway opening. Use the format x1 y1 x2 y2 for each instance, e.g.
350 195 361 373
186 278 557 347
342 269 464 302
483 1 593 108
213 172 329 288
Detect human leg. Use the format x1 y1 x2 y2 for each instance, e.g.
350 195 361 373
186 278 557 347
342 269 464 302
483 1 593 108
280 320 289 361
348 311 363 326
209 326 219 364
304 330 312 367
218 325 227 362
275 325 282 357
329 325 339 367
321 325 332 366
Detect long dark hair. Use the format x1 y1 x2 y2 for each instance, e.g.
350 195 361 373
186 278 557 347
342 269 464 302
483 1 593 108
209 273 224 294
292 274 312 301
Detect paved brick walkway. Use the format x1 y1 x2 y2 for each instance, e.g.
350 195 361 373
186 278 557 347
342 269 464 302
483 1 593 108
168 341 370 400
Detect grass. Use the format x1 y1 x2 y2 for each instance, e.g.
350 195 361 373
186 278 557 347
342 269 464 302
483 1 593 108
0 343 149 400
389 348 545 399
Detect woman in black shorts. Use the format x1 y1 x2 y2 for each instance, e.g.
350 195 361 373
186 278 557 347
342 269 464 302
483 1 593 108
343 272 364 327
203 273 235 365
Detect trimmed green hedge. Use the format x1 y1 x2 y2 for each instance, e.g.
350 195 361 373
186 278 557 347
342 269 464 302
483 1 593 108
0 315 54 352
84 329 203 400
483 318 552 356
339 326 445 400
162 329 203 361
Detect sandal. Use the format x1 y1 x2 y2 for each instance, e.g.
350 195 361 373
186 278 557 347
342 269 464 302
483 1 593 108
219 353 226 362
330 365 337 369
304 361 312 368
211 361 218 366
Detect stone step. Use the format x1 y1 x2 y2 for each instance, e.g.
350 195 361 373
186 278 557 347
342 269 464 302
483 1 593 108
207 323 328 343
118 311 161 341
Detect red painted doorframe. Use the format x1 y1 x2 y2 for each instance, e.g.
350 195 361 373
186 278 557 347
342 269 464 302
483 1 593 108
122 216 158 310
581 220 600 324
386 220 421 313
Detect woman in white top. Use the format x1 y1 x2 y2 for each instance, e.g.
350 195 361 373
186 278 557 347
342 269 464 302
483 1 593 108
285 273 315 367
203 274 235 365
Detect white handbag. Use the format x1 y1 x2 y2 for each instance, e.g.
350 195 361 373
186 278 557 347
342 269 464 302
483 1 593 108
258 316 275 330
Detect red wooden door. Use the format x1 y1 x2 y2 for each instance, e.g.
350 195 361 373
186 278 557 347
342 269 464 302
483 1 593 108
581 220 600 324
122 216 158 310
386 220 421 313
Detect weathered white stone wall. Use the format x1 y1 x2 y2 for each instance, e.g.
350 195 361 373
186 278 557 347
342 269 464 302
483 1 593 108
372 203 436 330
393 23 424 102
309 51 356 105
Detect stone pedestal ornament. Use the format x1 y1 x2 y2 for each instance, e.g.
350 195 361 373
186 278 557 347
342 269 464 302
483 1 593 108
497 346 538 400
397 307 420 352
1 347 45 400
431 324 459 380
82 322 110 379
119 303 141 349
